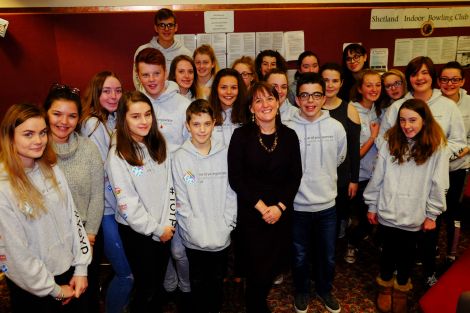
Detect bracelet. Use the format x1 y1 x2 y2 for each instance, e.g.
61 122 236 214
275 204 284 215
55 291 64 301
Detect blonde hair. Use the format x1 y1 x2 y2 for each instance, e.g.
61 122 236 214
0 103 59 218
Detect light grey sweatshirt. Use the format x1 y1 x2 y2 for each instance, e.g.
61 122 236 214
364 141 450 231
144 80 191 153
54 132 104 235
106 141 176 241
81 115 117 216
449 88 470 171
0 163 91 298
212 107 240 147
172 138 237 251
378 89 466 165
287 110 347 212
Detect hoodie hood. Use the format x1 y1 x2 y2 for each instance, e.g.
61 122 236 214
149 36 186 53
180 137 225 159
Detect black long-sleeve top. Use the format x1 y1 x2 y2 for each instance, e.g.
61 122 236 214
228 123 302 226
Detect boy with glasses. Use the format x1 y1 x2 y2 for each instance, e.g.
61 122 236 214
286 73 346 313
133 8 192 90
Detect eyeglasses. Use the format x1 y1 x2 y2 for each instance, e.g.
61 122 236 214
439 77 463 84
240 72 253 79
157 22 176 30
345 54 363 63
50 83 80 96
384 80 403 90
298 92 324 101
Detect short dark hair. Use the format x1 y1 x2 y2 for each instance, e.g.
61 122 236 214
320 62 344 81
440 61 465 78
186 99 214 123
154 8 176 25
296 72 326 95
255 50 288 80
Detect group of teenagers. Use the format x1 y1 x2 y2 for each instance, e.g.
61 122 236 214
1 7 469 313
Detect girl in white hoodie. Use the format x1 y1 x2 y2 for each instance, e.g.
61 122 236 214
106 91 175 313
365 98 449 313
0 103 91 313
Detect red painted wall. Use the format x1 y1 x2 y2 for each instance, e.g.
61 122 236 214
1 7 469 118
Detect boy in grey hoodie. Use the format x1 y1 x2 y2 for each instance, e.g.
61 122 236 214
133 8 192 90
286 73 346 313
172 99 237 313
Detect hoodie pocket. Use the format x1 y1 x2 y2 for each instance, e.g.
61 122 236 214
392 194 426 228
185 216 231 250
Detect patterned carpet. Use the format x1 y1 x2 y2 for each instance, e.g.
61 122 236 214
2 212 469 313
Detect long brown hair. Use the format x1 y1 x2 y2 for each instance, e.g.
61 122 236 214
82 71 122 125
168 55 200 99
0 103 58 218
115 91 167 166
385 98 446 165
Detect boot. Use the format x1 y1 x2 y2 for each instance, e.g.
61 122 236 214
392 279 412 313
376 276 394 312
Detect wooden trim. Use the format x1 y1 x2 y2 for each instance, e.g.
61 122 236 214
0 2 468 14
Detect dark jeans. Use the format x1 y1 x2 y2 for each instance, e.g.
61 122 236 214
7 267 86 313
118 224 170 313
347 180 372 247
379 224 418 285
186 246 229 313
292 206 337 297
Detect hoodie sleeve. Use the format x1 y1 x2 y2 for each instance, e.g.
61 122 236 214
446 105 467 160
0 195 63 298
426 146 450 220
337 124 347 167
106 150 164 238
364 145 387 213
223 184 238 229
376 101 399 149
347 119 361 183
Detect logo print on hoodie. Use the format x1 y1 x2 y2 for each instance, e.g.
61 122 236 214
131 166 144 177
184 170 196 184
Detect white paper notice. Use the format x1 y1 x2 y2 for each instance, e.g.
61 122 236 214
394 39 412 66
204 11 234 33
457 36 470 66
256 32 284 55
227 32 256 55
175 34 197 53
196 34 212 47
369 48 388 72
284 31 305 61
394 36 458 66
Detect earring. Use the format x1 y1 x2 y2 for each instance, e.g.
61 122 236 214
252 113 255 122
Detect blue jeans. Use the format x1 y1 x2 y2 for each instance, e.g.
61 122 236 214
102 214 134 313
163 226 191 292
292 206 337 297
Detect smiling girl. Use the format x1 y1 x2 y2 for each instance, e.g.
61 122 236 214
0 103 91 313
209 68 248 147
266 69 299 123
194 44 220 100
346 69 382 264
365 99 449 313
106 91 175 313
169 55 200 101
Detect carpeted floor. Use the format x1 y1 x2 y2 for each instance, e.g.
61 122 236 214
2 215 469 313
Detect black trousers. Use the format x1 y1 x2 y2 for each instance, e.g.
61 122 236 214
118 224 170 313
379 224 418 285
186 246 229 313
7 267 87 313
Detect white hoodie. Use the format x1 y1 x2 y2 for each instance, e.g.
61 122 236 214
144 80 191 153
133 36 192 90
364 141 450 231
106 142 176 241
0 164 91 298
212 107 240 147
172 138 237 251
378 89 466 164
449 88 470 171
287 110 347 212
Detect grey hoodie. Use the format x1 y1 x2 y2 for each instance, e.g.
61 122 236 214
449 88 470 171
144 80 191 153
133 36 192 91
378 89 466 163
286 110 347 212
364 141 450 231
212 107 240 147
172 138 237 251
0 164 91 298
106 141 176 241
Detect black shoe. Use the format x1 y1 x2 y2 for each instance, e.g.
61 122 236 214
318 292 341 313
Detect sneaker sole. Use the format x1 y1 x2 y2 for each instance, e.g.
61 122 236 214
294 305 308 313
318 296 341 313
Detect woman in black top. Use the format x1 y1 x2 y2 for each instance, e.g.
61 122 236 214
228 82 302 313
321 63 361 239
